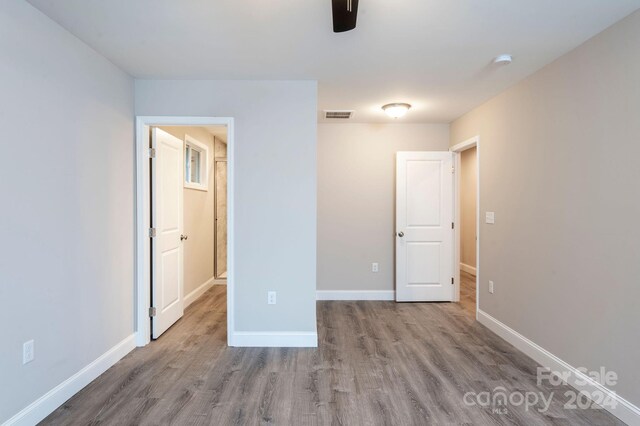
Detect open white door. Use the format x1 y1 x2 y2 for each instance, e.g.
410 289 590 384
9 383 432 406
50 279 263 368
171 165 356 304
151 128 184 338
396 152 454 302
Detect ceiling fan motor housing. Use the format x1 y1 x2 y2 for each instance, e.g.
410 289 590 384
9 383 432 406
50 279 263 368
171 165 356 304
332 0 359 32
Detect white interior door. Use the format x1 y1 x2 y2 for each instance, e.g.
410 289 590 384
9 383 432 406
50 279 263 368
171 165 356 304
396 152 454 302
151 128 184 338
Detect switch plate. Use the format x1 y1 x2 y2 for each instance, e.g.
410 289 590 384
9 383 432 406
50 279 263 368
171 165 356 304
485 212 495 224
23 340 34 364
267 291 277 305
371 262 379 273
489 281 494 294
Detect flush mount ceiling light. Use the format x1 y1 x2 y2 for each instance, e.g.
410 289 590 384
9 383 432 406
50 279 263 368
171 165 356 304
494 54 513 65
382 103 411 119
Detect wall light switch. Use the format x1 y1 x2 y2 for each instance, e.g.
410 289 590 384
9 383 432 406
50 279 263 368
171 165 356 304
23 340 34 364
371 262 379 273
485 212 495 224
489 281 495 294
267 291 277 305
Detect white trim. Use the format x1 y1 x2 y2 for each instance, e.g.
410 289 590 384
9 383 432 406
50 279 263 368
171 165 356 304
453 153 462 302
460 262 477 276
451 135 480 319
316 290 395 301
135 116 235 348
450 136 479 153
3 334 135 426
477 310 640 425
183 276 215 308
231 331 318 347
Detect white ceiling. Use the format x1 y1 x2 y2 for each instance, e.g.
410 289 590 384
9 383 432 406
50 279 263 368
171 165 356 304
27 0 640 123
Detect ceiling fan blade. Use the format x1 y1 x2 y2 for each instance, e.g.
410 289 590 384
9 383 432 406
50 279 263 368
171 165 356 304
332 0 359 32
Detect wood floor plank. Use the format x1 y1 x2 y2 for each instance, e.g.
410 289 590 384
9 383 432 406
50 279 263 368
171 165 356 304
39 284 625 425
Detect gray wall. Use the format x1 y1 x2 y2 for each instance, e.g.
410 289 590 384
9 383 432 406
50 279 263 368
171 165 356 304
159 126 216 297
136 80 318 333
317 123 449 292
0 0 134 422
451 10 640 407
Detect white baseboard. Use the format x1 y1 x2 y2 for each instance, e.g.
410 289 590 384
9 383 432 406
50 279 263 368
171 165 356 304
316 290 395 301
230 331 318 347
460 262 477 276
477 310 640 425
184 277 216 308
4 334 136 426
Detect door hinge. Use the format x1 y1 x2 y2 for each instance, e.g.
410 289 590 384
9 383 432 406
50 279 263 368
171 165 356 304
452 222 455 229
149 148 156 158
451 277 454 285
149 227 157 238
149 307 157 317
451 167 455 174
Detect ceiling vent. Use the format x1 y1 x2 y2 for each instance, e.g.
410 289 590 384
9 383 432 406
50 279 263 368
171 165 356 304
325 110 354 119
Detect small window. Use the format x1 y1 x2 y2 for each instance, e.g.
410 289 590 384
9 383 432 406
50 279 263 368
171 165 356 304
184 135 209 191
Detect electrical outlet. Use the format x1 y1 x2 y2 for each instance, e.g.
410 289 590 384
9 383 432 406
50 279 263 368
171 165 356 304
23 340 34 364
267 291 277 305
371 262 379 273
485 212 495 224
489 281 495 294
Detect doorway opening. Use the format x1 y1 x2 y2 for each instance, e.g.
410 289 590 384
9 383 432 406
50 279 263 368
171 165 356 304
135 117 234 347
451 136 480 319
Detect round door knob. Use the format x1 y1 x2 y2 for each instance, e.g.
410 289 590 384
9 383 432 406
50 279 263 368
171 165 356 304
180 234 188 241
397 232 404 237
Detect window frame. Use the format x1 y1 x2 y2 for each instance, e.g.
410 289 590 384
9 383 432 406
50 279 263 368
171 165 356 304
184 134 209 191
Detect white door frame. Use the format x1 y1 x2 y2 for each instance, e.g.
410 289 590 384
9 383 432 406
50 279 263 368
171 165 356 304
135 116 235 347
450 135 480 319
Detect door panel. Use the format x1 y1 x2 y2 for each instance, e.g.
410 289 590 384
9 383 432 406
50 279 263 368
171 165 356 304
161 250 180 309
406 160 441 226
151 128 184 339
396 152 453 302
407 242 441 285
